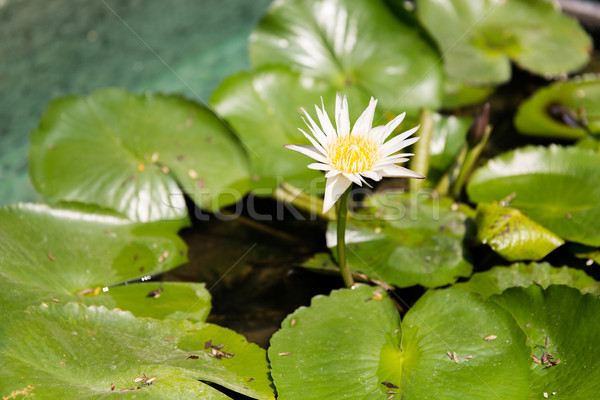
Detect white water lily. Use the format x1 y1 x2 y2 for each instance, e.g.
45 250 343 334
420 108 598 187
285 94 424 214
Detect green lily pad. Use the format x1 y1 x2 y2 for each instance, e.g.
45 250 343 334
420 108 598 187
416 0 592 85
211 67 371 191
269 285 531 398
0 302 274 399
467 145 600 246
249 0 443 114
427 114 472 185
515 74 600 139
455 262 600 299
490 285 600 398
328 192 473 288
29 88 251 222
0 203 187 314
475 203 564 261
442 79 495 109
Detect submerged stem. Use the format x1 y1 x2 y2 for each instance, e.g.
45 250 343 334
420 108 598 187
336 187 354 288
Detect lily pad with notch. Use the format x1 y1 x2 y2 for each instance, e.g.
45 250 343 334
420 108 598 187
269 284 531 399
416 0 592 86
212 66 374 192
249 0 443 114
29 88 251 222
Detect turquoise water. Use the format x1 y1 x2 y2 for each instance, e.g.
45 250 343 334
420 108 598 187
0 0 272 205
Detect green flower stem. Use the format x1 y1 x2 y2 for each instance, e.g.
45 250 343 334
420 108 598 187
410 108 434 193
336 187 354 288
451 125 492 199
434 144 467 196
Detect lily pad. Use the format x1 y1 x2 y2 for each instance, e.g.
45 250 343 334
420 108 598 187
515 74 600 139
249 0 443 114
467 145 600 246
212 67 372 191
0 203 187 314
455 262 600 299
475 203 564 261
442 79 495 109
29 88 251 222
0 302 274 399
269 285 531 398
416 0 592 85
490 285 600 398
327 192 473 288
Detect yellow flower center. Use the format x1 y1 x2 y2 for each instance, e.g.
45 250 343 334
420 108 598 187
328 135 379 174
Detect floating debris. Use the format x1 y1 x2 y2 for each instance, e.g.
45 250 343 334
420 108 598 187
381 382 398 389
47 253 56 262
146 286 163 299
185 354 199 360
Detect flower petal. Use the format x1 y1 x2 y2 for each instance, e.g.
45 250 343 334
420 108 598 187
325 169 341 178
359 170 382 181
377 165 425 179
301 108 328 146
373 153 413 168
284 144 329 163
323 174 352 214
308 163 332 171
335 93 350 137
381 132 420 157
299 128 327 156
315 97 337 140
351 97 377 137
378 112 406 143
343 172 363 186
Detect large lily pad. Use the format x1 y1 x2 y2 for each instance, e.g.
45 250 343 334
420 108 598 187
416 0 591 85
212 67 372 191
455 262 600 299
0 302 274 399
269 285 531 399
515 74 600 139
249 0 443 113
467 145 600 246
327 192 473 288
29 88 251 222
475 203 564 261
490 285 600 398
0 203 187 314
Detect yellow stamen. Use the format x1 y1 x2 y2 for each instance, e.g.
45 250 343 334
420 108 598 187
328 135 379 174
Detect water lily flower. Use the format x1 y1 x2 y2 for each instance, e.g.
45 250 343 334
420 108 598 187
286 94 424 213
